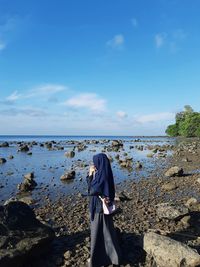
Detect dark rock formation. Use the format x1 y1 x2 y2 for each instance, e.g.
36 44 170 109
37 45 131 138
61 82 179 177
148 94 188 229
0 201 55 267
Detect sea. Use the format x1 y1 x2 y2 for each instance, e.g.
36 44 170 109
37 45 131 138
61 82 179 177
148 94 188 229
0 135 175 204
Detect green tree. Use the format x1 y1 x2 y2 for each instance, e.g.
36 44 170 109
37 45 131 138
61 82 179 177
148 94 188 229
178 112 200 137
165 124 179 137
166 106 200 138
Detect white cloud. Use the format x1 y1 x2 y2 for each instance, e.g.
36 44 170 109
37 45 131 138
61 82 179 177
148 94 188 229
6 90 21 102
155 29 187 51
63 93 106 112
136 112 175 123
116 110 127 119
155 33 167 48
131 18 138 28
4 84 67 104
107 34 124 49
26 84 67 98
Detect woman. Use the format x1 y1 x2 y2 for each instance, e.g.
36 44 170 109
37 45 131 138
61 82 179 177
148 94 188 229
86 153 121 267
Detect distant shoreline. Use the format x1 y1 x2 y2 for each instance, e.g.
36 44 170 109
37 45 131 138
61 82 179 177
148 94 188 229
0 135 169 138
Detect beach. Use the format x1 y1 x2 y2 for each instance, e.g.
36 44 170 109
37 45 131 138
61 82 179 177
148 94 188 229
0 136 200 266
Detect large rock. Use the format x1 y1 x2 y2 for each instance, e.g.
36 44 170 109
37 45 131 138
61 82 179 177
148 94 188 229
156 202 189 220
0 201 55 267
165 166 184 177
143 232 200 267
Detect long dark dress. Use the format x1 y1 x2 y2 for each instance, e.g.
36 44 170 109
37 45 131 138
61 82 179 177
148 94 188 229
90 213 121 267
87 153 122 267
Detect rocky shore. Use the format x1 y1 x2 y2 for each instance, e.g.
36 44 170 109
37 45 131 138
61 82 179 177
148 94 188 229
1 137 200 266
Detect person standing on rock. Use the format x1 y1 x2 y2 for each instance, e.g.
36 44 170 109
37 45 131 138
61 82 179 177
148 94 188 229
86 153 121 267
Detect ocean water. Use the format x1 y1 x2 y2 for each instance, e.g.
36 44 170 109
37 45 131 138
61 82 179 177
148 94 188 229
0 136 175 204
0 135 171 142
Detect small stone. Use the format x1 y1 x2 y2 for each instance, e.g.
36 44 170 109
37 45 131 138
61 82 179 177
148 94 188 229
24 172 34 180
185 197 198 207
136 161 142 169
180 215 191 227
161 182 177 191
0 158 6 164
60 170 76 180
147 153 154 158
64 250 72 260
65 151 75 158
18 144 29 152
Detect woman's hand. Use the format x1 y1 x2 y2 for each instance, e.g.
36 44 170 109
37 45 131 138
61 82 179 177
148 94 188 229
89 165 96 176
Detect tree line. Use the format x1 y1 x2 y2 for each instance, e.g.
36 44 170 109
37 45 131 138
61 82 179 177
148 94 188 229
166 105 200 137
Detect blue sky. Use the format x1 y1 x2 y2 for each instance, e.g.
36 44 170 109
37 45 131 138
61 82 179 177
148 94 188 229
0 0 200 135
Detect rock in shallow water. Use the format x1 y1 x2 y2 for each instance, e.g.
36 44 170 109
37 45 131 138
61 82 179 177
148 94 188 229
60 170 76 181
65 151 75 158
18 144 29 152
0 201 55 267
0 158 6 164
0 142 9 147
17 172 37 192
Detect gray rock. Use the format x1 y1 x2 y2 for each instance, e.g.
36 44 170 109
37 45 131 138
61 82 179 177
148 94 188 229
0 158 6 164
60 170 76 180
64 250 72 260
180 215 191 228
18 173 37 192
0 201 55 267
143 232 200 267
136 161 142 169
156 202 189 220
111 140 123 147
65 151 75 158
117 191 131 201
161 182 178 191
45 142 53 149
24 172 34 180
164 166 184 177
185 197 198 207
0 142 9 147
18 144 29 152
146 153 154 158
